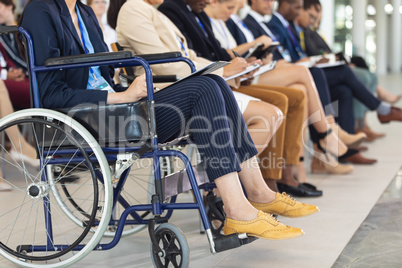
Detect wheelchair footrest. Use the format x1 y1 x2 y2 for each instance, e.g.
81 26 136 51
214 233 258 253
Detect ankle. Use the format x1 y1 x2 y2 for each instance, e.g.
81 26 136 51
224 204 258 221
376 102 391 116
246 188 276 204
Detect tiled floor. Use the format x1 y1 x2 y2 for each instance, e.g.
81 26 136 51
333 171 402 267
0 74 401 267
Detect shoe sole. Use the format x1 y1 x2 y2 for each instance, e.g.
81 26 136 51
274 209 320 218
248 232 304 240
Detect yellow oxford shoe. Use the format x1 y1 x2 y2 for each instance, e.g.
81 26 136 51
249 193 319 218
223 211 304 240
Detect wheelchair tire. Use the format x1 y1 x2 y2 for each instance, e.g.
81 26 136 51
150 223 189 268
0 109 112 267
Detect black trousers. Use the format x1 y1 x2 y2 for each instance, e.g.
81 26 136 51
308 67 337 143
152 74 257 181
324 65 381 133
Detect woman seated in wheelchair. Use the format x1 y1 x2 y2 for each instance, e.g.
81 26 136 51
20 0 318 240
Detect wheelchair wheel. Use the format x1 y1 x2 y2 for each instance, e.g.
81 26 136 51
150 223 189 268
0 109 112 267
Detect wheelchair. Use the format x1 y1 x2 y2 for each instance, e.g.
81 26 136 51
0 25 256 267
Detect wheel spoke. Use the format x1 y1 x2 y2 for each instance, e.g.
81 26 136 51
0 113 111 266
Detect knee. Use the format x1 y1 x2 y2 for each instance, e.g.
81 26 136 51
205 74 231 94
286 87 305 110
292 88 306 107
272 93 289 115
256 101 284 131
192 76 224 100
333 86 353 102
298 65 312 79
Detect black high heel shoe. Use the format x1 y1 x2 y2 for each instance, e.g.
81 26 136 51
316 129 359 161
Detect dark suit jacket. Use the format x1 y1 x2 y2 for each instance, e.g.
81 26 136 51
304 27 332 56
158 0 231 61
267 15 300 62
243 14 283 61
20 0 123 108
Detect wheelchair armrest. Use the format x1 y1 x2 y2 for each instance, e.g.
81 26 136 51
0 25 19 35
44 51 134 66
120 72 179 84
44 51 182 67
135 52 181 61
153 75 180 83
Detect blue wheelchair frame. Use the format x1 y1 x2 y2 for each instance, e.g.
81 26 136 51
0 25 255 263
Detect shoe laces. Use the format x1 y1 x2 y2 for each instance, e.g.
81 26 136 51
281 192 297 205
264 213 280 225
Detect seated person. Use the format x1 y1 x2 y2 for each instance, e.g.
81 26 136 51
110 0 326 196
204 0 373 175
299 0 391 141
0 0 27 71
158 0 361 177
265 0 402 132
20 0 319 240
87 0 116 52
0 0 31 109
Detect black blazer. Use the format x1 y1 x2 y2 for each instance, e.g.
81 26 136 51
158 0 231 61
243 14 283 61
304 27 332 56
20 0 123 109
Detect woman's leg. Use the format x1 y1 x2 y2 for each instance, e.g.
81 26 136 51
214 172 259 220
154 76 317 223
242 100 283 155
240 85 307 189
153 76 258 221
259 64 348 156
377 84 401 104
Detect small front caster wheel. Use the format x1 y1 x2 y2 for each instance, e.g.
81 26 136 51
150 223 189 268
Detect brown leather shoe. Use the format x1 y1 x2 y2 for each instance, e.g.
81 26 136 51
339 152 377 165
378 107 402 123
